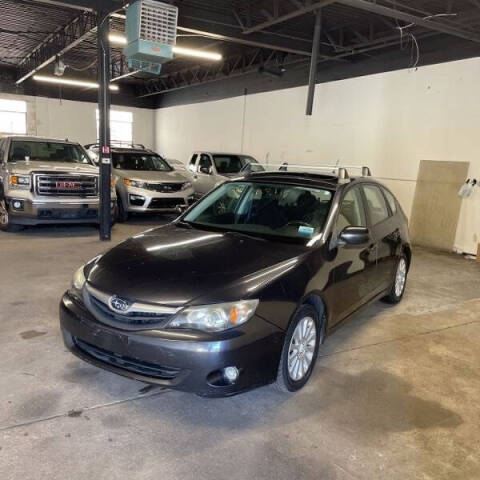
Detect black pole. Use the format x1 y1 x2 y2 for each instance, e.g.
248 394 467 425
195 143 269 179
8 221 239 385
97 10 112 241
306 10 322 116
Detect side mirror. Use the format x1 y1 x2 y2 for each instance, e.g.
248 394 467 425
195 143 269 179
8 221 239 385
199 165 212 175
339 226 370 246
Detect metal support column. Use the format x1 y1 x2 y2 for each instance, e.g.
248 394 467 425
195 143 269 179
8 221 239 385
97 11 112 241
306 10 322 116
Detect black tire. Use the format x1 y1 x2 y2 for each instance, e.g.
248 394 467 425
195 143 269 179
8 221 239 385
0 199 23 233
116 197 129 223
274 304 322 393
382 254 408 304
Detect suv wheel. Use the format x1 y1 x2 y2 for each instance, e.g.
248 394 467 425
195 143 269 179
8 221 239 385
116 197 129 223
275 304 322 393
382 254 408 304
0 199 23 233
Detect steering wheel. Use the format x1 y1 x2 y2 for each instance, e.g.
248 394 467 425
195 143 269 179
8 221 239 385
213 200 228 216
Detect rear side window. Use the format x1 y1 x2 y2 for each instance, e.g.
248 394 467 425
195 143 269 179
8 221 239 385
363 185 390 225
382 188 397 215
337 187 367 231
189 154 197 167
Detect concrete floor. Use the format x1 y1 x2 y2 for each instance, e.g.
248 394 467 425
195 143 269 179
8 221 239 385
1 219 480 480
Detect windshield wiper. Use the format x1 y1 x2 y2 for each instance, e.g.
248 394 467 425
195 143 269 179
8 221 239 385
224 230 268 242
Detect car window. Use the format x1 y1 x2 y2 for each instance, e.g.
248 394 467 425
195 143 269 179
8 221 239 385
183 182 333 243
337 187 366 232
112 153 172 172
8 140 92 164
212 155 243 174
198 154 212 171
382 188 397 215
189 154 197 169
363 185 390 225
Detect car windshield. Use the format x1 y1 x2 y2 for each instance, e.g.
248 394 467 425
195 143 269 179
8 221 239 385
212 154 264 174
112 153 172 172
183 181 333 243
9 141 92 164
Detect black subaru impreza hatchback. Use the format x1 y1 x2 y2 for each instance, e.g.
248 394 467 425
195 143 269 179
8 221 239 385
60 166 411 396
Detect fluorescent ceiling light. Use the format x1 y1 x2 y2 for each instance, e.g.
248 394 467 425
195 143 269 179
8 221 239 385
33 75 119 91
109 33 127 45
108 34 222 61
172 46 222 61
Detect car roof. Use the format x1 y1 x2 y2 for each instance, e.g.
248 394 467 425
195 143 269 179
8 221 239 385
196 152 254 156
233 171 381 191
5 135 79 144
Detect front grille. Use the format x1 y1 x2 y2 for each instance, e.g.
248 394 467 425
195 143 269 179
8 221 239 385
35 174 98 197
73 337 181 380
38 209 97 220
87 292 173 329
144 182 185 193
149 197 185 209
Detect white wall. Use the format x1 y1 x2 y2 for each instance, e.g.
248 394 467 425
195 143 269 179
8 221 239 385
155 57 480 255
0 93 155 149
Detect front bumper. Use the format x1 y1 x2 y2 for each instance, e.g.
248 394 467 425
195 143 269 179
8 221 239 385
60 293 284 397
124 186 195 213
6 197 115 225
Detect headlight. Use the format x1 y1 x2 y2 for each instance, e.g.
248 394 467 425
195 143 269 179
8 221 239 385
10 174 31 189
182 181 192 190
167 300 259 332
124 178 145 188
71 265 86 293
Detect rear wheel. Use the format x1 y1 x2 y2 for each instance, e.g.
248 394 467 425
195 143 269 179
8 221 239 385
0 199 23 232
382 255 408 304
274 304 322 393
116 197 129 223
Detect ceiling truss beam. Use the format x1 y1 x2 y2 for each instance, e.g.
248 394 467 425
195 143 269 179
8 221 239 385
338 0 480 43
242 0 337 34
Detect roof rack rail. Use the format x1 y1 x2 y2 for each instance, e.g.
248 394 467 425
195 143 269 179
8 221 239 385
244 162 372 184
84 142 147 150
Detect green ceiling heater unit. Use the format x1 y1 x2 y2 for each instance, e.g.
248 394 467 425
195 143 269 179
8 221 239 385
124 0 178 74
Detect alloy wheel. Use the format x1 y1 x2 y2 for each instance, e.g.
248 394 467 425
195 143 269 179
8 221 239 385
288 316 317 381
0 199 8 228
395 258 407 297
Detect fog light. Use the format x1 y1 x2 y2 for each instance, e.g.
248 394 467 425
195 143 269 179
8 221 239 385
12 200 24 211
129 194 145 206
223 366 239 384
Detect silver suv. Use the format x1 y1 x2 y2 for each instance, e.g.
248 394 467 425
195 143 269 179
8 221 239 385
0 136 114 232
86 144 194 222
188 152 263 197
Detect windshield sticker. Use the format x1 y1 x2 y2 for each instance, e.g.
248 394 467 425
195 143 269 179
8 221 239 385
298 226 315 236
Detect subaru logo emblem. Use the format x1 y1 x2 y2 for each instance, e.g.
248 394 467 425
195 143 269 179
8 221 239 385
109 295 132 313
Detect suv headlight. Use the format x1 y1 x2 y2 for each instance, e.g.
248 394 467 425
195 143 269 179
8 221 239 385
124 178 145 188
182 181 192 190
166 300 259 332
10 174 31 189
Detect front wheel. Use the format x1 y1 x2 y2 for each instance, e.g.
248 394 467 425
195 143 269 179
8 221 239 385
274 304 322 393
0 199 23 232
116 197 129 223
382 254 408 304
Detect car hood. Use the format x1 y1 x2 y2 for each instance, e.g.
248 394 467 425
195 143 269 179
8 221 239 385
9 160 98 175
114 169 189 183
86 224 308 307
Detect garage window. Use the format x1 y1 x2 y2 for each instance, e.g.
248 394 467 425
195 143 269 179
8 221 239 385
96 110 133 146
0 99 27 135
